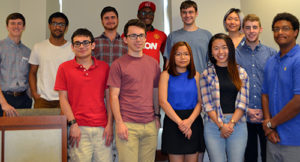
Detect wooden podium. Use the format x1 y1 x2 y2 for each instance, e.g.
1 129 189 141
0 116 67 162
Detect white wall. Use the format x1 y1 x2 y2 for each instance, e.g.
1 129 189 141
241 0 300 50
62 0 165 42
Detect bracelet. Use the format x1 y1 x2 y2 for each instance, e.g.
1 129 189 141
154 113 161 118
67 119 77 126
230 119 236 126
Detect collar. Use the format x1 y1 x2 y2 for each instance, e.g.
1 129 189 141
100 32 121 40
147 25 155 32
5 36 22 47
72 56 98 70
277 44 300 59
241 39 262 52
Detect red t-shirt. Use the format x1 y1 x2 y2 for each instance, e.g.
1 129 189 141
107 54 161 123
121 28 167 63
143 29 167 63
54 57 109 127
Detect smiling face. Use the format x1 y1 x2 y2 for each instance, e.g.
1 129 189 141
72 35 95 59
180 7 198 26
138 7 154 26
175 45 191 71
225 12 241 32
7 18 25 38
49 17 67 39
102 11 118 31
243 20 262 44
123 26 146 55
273 20 298 48
211 39 229 67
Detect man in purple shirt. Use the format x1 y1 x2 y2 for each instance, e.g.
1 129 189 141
0 13 32 117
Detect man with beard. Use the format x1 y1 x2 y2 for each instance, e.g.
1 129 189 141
164 0 211 74
29 12 74 108
93 6 127 66
235 14 276 162
137 1 167 68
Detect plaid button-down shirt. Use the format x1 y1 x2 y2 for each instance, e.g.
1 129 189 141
93 33 127 66
200 65 249 123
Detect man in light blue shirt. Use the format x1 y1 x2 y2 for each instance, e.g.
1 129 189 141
0 13 32 117
262 12 300 162
236 14 276 162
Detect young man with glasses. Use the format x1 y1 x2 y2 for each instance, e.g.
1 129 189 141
0 13 32 117
262 12 300 162
108 19 161 162
93 6 127 66
55 28 112 162
164 0 211 74
29 12 74 108
137 1 167 68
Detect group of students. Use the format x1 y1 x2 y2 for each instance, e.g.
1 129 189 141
1 0 300 162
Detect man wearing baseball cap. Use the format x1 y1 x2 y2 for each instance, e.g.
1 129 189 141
137 1 167 69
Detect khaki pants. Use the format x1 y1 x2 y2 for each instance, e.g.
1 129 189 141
116 121 157 162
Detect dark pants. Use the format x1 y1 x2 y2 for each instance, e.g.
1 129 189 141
0 92 32 116
245 122 266 162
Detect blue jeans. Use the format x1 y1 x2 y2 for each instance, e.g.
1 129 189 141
204 115 247 162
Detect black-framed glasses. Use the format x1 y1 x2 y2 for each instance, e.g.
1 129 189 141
272 26 292 32
51 22 66 27
126 34 146 40
73 40 92 48
138 11 154 16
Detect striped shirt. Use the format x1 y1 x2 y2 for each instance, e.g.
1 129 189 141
200 65 249 123
93 33 127 66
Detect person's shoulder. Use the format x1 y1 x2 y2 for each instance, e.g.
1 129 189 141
95 59 109 68
197 28 212 37
153 29 167 37
32 39 49 49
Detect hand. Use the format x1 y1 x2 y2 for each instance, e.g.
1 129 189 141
247 109 263 123
262 119 274 132
178 118 192 134
69 123 81 148
32 92 41 100
103 122 113 146
1 102 18 117
184 128 192 140
155 117 161 129
220 124 234 138
267 130 280 144
116 122 128 141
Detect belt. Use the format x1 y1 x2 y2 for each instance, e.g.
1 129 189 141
2 91 27 97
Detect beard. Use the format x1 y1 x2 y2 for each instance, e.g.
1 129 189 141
103 23 118 31
51 30 64 39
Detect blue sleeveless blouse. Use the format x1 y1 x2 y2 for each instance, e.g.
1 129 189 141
167 71 198 110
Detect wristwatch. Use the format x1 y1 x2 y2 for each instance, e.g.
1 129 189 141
266 121 275 129
67 119 77 126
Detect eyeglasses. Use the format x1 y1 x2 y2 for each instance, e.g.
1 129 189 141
126 34 146 40
51 22 66 27
272 26 292 32
139 11 154 16
175 52 190 57
73 40 92 48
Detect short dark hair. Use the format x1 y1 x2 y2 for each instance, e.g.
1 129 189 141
167 41 196 79
6 13 26 26
272 12 299 38
48 12 69 26
101 6 118 20
123 19 146 36
180 0 198 12
71 28 94 44
208 33 242 90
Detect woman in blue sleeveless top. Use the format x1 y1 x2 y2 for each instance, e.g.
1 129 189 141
159 41 205 162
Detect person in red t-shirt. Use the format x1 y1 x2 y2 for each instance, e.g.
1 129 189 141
137 1 167 67
54 28 112 162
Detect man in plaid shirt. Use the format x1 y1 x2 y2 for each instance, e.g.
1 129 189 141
93 6 127 66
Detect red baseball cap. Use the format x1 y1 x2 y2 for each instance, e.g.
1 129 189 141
138 1 156 12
